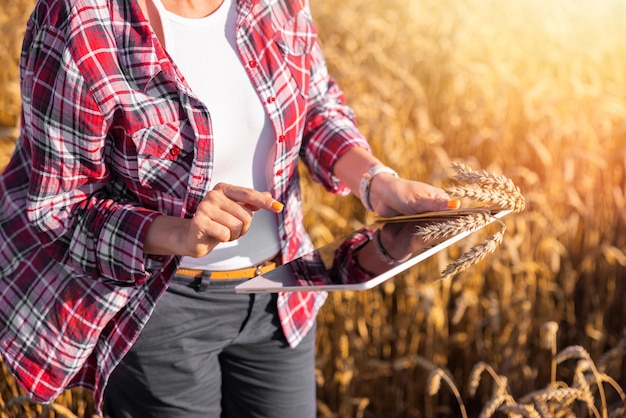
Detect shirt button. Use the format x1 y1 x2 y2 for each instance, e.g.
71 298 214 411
278 135 286 142
249 60 258 68
276 169 284 176
267 96 276 104
169 146 181 157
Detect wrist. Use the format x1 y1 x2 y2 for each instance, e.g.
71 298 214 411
144 215 189 256
359 165 397 212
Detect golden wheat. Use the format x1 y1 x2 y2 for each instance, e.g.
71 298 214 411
478 393 516 418
425 368 468 418
441 228 505 279
498 403 542 418
427 333 623 418
467 361 507 398
539 321 559 351
450 161 526 212
447 184 526 213
416 212 492 241
413 163 524 279
3 0 626 416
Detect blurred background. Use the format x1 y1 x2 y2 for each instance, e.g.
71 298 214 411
2 0 626 417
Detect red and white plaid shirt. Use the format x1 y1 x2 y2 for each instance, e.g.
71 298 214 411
0 0 369 410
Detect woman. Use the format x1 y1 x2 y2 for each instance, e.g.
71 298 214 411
0 0 456 416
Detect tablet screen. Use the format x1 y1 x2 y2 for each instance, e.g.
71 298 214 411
236 208 510 293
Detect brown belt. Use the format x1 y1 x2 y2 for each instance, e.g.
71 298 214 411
175 254 281 280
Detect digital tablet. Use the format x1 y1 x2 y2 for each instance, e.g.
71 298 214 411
235 207 511 293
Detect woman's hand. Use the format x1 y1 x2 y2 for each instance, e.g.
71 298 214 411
143 183 283 257
332 147 457 218
368 173 456 218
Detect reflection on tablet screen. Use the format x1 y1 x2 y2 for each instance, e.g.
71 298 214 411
236 208 510 293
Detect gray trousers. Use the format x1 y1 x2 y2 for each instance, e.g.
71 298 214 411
103 275 317 418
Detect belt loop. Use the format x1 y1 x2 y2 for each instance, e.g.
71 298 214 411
189 276 209 292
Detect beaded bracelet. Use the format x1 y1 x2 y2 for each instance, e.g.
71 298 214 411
359 165 398 212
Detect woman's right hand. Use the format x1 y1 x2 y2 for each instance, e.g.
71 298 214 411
143 183 283 257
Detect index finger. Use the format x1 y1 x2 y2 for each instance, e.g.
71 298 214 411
220 184 284 213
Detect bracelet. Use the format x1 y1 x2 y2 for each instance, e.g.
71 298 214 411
373 230 410 265
359 165 398 212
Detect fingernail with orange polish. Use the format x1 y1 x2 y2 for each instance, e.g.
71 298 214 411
447 199 461 209
272 201 284 212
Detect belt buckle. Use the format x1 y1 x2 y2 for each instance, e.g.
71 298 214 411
254 265 263 277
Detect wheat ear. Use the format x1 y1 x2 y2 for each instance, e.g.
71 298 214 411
498 403 542 418
451 161 520 193
441 226 505 279
468 361 506 397
426 368 469 418
448 161 526 212
478 393 516 418
555 345 608 417
415 212 492 240
447 184 525 213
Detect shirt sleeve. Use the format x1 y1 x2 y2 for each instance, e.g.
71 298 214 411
331 227 377 284
21 20 163 285
299 14 371 195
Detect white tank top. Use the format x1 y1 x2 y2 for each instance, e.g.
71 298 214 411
152 0 281 270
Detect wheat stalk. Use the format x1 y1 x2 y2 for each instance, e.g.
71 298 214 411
521 387 598 417
49 403 80 418
427 369 443 395
470 364 516 418
578 362 626 406
441 227 505 279
451 161 521 194
1 395 80 418
416 161 526 279
531 400 551 418
555 345 609 418
449 161 526 212
468 361 507 397
426 368 469 418
540 321 559 386
498 403 542 418
447 184 526 213
524 387 586 405
555 345 595 365
478 393 516 418
574 365 595 412
415 212 492 240
539 321 559 351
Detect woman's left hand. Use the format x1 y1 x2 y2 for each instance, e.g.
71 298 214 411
367 173 456 217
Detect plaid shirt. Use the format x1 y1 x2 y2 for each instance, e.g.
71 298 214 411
0 0 369 410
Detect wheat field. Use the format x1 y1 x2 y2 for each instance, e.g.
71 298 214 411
2 0 626 417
